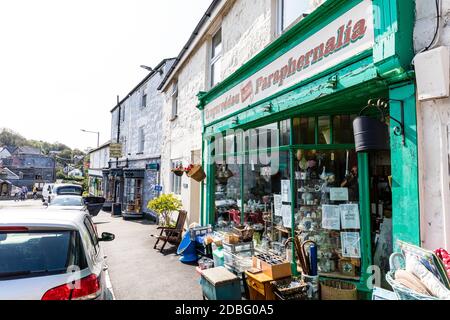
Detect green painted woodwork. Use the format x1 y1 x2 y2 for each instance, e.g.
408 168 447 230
390 82 421 249
198 0 420 299
372 0 416 79
358 152 373 287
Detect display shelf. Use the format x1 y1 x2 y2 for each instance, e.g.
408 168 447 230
319 272 361 282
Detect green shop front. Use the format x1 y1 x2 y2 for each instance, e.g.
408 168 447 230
198 0 420 297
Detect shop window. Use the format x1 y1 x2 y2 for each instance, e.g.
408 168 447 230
245 124 280 152
294 149 361 279
333 115 357 145
210 28 222 88
293 117 315 145
214 160 241 229
171 161 182 195
124 178 143 214
280 120 291 146
243 151 290 252
318 116 331 145
171 81 178 120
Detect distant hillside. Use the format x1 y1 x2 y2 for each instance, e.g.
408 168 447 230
0 128 85 160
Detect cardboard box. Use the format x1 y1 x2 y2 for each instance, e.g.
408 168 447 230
224 233 240 244
252 256 292 280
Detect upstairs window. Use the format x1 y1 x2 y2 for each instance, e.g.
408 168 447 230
138 126 145 154
278 0 323 33
171 81 179 120
210 28 222 88
121 105 126 122
141 93 147 108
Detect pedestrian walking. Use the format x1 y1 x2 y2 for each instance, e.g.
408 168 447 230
32 185 38 200
21 186 28 201
14 189 22 202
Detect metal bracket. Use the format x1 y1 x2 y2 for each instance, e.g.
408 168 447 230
370 98 406 146
326 75 338 89
262 102 273 113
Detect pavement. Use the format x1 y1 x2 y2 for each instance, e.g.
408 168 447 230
94 211 203 300
0 200 203 300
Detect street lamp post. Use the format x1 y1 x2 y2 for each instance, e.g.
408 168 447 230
81 129 100 148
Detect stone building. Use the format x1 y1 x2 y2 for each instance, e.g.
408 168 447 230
158 0 325 225
108 58 175 219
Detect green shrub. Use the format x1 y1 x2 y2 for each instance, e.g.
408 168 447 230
147 194 182 227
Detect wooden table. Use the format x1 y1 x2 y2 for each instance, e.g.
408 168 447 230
245 271 277 300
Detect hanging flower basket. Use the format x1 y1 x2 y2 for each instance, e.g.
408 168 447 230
186 164 206 182
171 168 185 177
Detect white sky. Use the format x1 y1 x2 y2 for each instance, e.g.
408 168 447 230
0 0 212 151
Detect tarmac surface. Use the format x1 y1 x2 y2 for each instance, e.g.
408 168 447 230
94 211 203 300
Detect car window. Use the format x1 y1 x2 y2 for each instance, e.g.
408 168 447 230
0 231 87 280
56 186 83 196
83 216 99 254
50 197 84 207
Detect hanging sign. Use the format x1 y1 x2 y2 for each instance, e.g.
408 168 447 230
203 0 374 125
110 143 123 158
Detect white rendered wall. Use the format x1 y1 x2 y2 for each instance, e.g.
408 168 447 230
415 0 450 250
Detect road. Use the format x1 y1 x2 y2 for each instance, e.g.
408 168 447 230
0 200 203 300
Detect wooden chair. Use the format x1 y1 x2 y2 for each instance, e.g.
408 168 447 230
152 210 188 253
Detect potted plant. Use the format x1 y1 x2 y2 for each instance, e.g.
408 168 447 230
186 164 206 182
171 163 185 177
147 194 182 227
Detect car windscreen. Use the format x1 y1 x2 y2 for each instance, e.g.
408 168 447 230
0 231 76 280
56 186 83 196
50 197 84 207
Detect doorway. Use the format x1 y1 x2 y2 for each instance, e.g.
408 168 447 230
369 150 393 288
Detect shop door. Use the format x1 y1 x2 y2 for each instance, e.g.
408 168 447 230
369 150 393 289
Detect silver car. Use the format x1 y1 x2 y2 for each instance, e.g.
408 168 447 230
0 209 115 300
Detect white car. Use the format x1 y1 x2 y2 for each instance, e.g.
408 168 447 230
0 209 115 300
48 184 83 204
47 195 105 217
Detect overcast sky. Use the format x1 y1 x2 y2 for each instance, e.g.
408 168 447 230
0 0 211 151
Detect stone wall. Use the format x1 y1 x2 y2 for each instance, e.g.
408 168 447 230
160 0 275 225
414 0 450 250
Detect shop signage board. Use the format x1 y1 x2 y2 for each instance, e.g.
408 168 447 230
203 0 374 125
110 143 123 158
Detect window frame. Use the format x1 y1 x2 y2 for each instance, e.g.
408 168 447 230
141 92 147 109
171 161 183 195
277 0 310 35
171 81 179 120
83 216 100 256
138 126 145 154
210 28 222 88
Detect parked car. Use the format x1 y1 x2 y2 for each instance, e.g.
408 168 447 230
48 184 83 204
42 183 54 204
47 195 106 217
0 209 115 300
